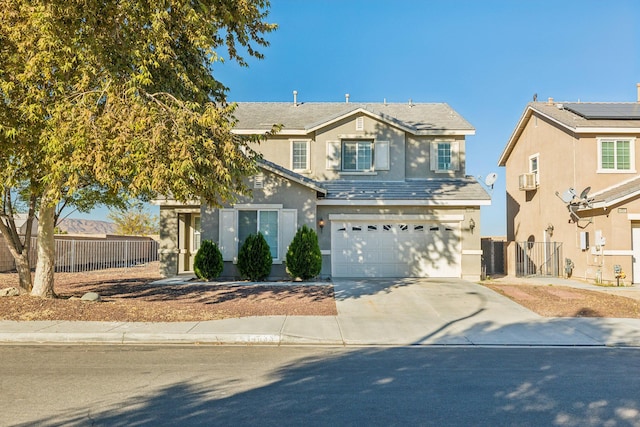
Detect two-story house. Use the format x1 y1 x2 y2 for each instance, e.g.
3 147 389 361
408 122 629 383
499 89 640 284
158 97 491 280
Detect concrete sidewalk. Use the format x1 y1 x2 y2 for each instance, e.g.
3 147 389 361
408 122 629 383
1 278 639 347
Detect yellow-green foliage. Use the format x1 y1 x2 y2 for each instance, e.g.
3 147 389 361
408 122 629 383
0 0 277 295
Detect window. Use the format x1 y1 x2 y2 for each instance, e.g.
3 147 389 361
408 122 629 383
342 140 373 171
529 153 539 184
238 210 279 259
438 143 452 170
599 138 634 172
219 207 296 263
291 140 309 171
192 216 201 252
430 141 459 172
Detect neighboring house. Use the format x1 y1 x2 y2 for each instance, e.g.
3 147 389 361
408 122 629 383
158 97 491 280
498 89 640 284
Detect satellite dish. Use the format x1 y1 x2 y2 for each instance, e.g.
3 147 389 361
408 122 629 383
560 188 576 204
579 187 591 200
484 172 498 188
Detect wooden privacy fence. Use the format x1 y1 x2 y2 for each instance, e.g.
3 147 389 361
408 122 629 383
0 235 159 273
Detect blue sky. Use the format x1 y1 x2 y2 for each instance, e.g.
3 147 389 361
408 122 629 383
76 0 640 236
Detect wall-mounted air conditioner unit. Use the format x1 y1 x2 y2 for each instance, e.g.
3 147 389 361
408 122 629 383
518 173 538 191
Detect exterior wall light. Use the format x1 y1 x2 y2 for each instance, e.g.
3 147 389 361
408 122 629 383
469 218 475 233
546 224 554 237
318 217 325 232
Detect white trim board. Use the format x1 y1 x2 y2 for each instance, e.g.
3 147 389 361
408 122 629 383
318 199 491 206
328 214 464 222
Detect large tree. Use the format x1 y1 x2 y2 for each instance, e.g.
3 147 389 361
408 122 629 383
0 0 276 297
108 204 158 236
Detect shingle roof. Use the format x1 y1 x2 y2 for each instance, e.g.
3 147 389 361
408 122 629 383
232 102 474 135
499 101 640 166
257 159 326 194
580 176 640 210
529 102 640 130
321 178 491 203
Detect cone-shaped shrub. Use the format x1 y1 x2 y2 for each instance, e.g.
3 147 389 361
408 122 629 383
237 232 272 281
286 225 322 280
193 240 223 280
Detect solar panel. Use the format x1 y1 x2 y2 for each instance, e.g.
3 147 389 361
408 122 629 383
563 103 640 120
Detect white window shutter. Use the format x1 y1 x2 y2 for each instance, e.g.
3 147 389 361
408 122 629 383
219 209 236 261
280 209 297 260
326 141 341 170
374 141 390 170
450 141 460 171
430 141 437 171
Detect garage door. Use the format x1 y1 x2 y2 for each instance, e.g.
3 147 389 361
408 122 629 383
331 220 461 278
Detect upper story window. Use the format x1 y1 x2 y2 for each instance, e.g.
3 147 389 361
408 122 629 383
325 139 389 172
598 137 635 173
430 141 460 172
342 140 373 171
291 140 310 171
529 153 539 184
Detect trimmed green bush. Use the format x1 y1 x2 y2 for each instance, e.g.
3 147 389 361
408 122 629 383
286 225 322 280
237 232 272 281
193 240 223 280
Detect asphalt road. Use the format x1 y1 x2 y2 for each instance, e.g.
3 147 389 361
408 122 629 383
1 345 639 426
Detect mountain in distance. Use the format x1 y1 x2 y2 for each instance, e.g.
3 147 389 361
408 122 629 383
57 218 117 235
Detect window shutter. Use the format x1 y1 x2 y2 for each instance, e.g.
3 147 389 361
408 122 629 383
429 141 437 171
326 141 341 170
280 209 297 260
374 141 390 170
450 141 460 171
219 209 236 261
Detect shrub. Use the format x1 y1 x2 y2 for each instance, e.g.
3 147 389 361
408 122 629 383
286 225 322 280
237 232 272 281
193 240 223 280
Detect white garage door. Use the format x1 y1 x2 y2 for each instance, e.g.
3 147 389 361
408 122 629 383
331 220 461 278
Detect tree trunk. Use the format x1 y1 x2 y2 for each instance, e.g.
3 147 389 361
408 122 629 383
32 201 57 298
0 216 33 293
14 254 33 293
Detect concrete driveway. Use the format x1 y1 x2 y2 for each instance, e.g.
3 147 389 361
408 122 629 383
2 278 639 346
330 278 639 346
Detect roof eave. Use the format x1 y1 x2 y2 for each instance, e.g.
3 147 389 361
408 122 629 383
499 105 582 166
317 199 491 206
258 162 327 194
583 189 640 211
574 127 640 134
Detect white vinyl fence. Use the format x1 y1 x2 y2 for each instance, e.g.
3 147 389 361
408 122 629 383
0 235 159 273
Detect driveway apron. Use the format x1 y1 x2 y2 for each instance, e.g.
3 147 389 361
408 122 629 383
331 278 604 346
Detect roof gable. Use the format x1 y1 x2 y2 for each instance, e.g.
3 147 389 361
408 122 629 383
499 102 640 166
232 102 475 136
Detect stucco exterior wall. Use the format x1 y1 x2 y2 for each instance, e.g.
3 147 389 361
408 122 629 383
504 110 640 283
406 135 466 179
250 113 408 182
158 205 180 277
200 169 319 280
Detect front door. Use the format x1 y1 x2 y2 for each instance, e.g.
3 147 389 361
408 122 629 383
178 213 201 273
